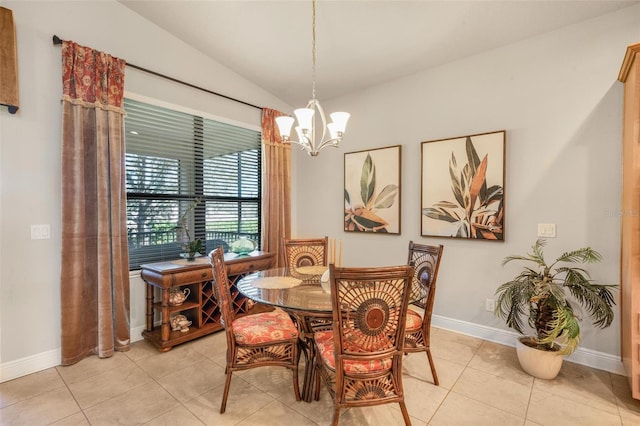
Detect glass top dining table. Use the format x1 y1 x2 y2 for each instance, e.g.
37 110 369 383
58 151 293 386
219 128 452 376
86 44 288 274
236 265 332 313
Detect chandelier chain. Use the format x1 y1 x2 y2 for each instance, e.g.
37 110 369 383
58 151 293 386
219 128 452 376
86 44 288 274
311 0 316 100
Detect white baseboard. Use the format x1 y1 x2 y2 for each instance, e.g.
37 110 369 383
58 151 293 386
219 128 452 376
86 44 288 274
0 348 61 383
1 273 146 382
1 314 625 383
431 314 626 376
130 325 146 343
0 327 147 383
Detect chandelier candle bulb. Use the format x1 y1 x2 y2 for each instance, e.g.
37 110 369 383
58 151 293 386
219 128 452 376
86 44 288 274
294 108 314 130
276 116 295 139
330 112 349 134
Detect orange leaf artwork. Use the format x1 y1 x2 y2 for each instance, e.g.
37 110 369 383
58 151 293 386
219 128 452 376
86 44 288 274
344 146 401 234
421 131 505 240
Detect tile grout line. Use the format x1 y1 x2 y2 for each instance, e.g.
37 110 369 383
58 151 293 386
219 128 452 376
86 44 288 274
55 364 93 425
610 371 626 426
523 375 536 426
131 351 208 425
425 337 488 425
447 340 531 424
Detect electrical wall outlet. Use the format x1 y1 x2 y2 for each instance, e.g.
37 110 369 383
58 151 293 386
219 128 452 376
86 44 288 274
485 298 495 312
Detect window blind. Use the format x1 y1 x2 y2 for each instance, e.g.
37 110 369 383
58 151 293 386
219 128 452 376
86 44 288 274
124 97 262 269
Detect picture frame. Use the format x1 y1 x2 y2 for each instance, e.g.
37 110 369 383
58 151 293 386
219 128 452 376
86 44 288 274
344 145 401 234
421 130 505 240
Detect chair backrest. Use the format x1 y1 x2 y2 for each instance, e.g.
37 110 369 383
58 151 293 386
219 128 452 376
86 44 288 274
210 246 236 337
407 241 444 311
329 263 413 364
283 236 328 268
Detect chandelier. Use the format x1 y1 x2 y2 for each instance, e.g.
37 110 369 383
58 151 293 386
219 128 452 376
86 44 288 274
275 0 350 157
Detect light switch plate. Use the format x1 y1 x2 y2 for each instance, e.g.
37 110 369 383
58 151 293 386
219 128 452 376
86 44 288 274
537 223 556 238
31 224 51 240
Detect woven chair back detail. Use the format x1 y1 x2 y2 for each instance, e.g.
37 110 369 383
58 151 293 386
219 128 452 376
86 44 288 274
331 264 413 356
210 247 235 331
339 282 406 353
283 237 328 268
407 242 443 310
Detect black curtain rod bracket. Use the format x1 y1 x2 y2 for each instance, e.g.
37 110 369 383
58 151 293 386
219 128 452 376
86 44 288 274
51 34 262 111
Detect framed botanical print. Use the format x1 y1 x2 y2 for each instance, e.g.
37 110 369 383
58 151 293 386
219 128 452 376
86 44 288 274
421 130 505 240
344 145 401 234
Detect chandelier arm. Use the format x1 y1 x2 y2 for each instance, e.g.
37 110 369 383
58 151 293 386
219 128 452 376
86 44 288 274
292 141 308 150
315 138 340 151
299 136 312 150
313 99 329 148
287 137 339 156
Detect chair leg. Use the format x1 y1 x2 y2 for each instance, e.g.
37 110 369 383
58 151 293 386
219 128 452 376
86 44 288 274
426 348 439 386
399 400 412 426
220 370 233 413
313 365 321 401
292 365 301 401
332 407 341 426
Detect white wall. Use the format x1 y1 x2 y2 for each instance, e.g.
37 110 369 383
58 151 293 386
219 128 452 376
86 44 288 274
1 0 639 382
0 0 291 382
292 5 640 363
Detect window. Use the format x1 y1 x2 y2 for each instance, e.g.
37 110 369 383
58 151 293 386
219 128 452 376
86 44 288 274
124 98 262 270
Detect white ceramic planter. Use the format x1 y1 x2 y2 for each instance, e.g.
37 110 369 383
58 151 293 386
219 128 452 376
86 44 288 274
515 336 563 380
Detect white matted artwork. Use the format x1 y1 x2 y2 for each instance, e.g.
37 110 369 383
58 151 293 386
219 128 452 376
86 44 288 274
421 131 505 240
344 145 401 234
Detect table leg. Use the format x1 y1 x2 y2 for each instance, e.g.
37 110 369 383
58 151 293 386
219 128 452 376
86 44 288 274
145 283 154 332
160 287 170 343
301 331 316 402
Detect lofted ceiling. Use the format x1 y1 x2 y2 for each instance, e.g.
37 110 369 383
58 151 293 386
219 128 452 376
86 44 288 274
119 0 638 106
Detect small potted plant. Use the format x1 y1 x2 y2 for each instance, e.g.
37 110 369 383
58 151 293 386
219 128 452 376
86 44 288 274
181 238 203 260
494 238 616 379
176 199 202 260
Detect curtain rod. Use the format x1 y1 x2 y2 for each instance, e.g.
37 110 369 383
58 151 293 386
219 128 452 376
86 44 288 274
52 35 263 111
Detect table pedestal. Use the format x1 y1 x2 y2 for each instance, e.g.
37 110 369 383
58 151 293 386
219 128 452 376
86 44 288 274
288 311 333 402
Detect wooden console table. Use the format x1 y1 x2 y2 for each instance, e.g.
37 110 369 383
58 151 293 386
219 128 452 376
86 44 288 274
140 251 276 351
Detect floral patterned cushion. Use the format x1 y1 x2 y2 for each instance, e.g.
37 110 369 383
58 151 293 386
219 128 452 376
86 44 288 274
405 308 423 331
232 310 298 344
314 330 392 373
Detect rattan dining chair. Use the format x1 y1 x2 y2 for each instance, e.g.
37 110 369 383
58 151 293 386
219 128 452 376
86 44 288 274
209 247 301 413
404 241 444 385
313 264 414 426
282 236 328 268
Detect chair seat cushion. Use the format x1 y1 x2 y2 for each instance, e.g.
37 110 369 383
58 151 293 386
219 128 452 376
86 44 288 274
314 330 392 373
232 310 298 345
405 308 423 331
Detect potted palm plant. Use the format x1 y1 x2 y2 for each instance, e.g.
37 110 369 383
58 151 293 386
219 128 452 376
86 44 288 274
494 238 616 379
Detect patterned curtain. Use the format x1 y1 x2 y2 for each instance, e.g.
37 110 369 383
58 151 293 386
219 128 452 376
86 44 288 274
261 108 292 267
60 41 130 365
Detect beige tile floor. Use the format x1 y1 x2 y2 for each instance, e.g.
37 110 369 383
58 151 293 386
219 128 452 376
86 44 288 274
1 327 640 425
